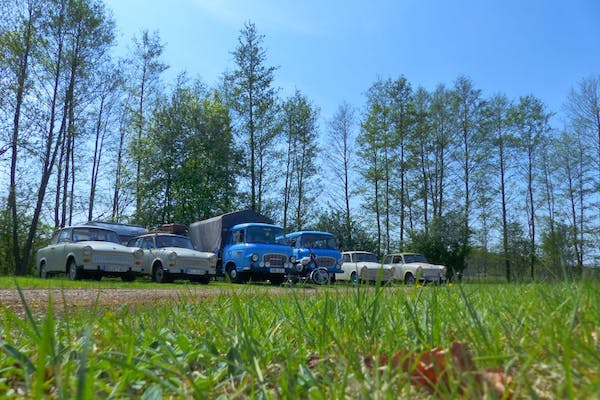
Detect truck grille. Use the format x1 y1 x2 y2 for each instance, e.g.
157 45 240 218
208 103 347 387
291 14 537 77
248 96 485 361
263 253 286 267
315 256 336 267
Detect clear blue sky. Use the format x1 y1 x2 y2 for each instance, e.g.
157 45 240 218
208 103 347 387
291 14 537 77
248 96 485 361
104 0 600 125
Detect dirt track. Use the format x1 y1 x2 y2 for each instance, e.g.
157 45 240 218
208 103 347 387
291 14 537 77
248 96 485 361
0 286 314 317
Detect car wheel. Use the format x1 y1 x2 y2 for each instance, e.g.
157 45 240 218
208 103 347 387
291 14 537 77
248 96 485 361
310 268 329 285
350 271 358 284
39 262 49 279
68 259 82 281
404 272 416 285
153 264 169 284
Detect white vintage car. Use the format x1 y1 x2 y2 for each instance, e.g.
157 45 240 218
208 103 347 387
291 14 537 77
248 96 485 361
383 253 446 284
337 251 394 284
36 226 145 281
128 233 217 284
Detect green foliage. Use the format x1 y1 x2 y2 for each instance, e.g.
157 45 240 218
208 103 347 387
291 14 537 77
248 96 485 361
135 81 238 227
313 209 379 255
1 282 600 398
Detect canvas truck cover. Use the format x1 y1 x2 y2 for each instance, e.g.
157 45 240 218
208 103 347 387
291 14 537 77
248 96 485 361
189 209 274 254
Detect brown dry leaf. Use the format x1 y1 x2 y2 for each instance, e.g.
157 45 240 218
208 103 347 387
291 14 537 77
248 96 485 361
363 342 513 398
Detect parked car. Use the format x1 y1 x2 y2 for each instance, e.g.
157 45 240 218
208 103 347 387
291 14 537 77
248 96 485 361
337 251 394 284
128 232 217 284
282 231 343 285
35 225 145 281
383 253 447 284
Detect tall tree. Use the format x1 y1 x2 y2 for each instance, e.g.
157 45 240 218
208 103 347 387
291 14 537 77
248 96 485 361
3 0 39 275
326 102 355 245
137 79 238 227
127 29 168 218
225 21 278 213
280 90 320 230
509 95 551 280
451 76 483 261
482 94 513 281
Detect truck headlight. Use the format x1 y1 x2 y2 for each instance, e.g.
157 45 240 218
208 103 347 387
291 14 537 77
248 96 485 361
251 253 259 262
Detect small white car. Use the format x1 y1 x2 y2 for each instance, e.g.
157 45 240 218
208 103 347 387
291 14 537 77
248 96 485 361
383 253 446 284
337 251 394 284
36 226 145 281
129 233 217 284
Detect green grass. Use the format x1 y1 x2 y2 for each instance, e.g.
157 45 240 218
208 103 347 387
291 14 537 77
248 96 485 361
1 279 599 398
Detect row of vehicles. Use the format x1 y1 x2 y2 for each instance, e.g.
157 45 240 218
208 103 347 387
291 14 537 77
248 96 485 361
35 210 446 285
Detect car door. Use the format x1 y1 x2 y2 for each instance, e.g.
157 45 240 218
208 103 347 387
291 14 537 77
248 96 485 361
46 228 71 273
142 236 156 270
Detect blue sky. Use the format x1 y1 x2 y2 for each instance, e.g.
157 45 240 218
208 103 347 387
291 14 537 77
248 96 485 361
104 0 600 125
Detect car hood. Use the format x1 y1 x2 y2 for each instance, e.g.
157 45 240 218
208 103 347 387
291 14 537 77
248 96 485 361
406 262 445 271
159 247 212 257
79 240 137 252
349 261 392 269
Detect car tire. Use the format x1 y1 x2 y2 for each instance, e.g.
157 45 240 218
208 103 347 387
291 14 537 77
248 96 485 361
153 264 169 284
404 272 416 285
39 262 49 279
350 271 358 284
68 259 82 281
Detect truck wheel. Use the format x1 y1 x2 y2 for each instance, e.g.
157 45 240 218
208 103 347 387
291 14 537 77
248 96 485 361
227 266 240 283
404 272 416 285
68 259 82 281
153 264 169 284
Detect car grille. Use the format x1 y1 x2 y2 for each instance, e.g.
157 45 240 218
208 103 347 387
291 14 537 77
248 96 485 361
179 257 210 268
263 253 286 267
92 254 131 265
315 256 336 267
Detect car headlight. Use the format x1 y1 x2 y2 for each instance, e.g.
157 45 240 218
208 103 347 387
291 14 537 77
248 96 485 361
209 254 217 266
133 249 144 259
82 246 92 257
251 253 259 262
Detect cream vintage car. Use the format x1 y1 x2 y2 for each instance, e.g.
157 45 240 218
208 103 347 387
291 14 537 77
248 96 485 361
336 251 394 284
128 233 217 284
35 225 145 281
383 252 446 284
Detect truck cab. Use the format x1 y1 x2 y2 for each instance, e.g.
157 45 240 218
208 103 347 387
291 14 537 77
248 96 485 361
222 223 294 284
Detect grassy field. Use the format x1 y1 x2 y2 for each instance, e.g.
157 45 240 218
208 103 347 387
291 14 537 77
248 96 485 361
1 278 599 398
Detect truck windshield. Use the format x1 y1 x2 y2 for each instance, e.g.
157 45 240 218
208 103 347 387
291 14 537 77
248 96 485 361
246 226 284 244
300 234 338 250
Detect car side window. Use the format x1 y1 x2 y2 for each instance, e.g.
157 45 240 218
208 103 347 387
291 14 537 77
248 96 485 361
58 229 71 243
143 238 154 249
342 254 350 262
393 255 401 263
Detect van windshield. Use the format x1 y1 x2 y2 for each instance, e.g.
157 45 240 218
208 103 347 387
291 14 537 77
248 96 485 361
246 226 284 244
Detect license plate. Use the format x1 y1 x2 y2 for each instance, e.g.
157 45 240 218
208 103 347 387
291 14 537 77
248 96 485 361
185 268 205 275
269 268 285 274
102 265 128 272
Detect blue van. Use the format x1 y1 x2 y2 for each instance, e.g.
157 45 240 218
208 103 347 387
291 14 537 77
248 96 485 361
282 231 343 284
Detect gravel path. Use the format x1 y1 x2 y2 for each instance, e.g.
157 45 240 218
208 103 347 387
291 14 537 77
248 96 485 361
0 286 314 317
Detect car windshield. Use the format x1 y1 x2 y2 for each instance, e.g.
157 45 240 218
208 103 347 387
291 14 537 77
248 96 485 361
300 234 338 250
155 235 194 249
246 226 284 244
354 252 378 263
404 253 428 263
72 228 120 243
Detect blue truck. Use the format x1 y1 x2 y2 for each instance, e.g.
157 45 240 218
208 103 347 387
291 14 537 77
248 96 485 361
189 210 295 285
282 230 343 284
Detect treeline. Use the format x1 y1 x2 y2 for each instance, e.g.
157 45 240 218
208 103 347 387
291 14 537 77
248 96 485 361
1 0 599 280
